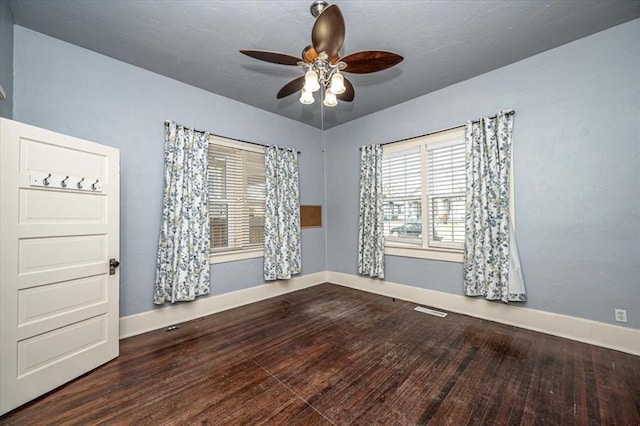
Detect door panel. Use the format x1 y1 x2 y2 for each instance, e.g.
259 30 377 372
17 315 107 377
19 235 107 273
18 276 108 326
0 118 120 415
20 135 107 178
20 189 107 223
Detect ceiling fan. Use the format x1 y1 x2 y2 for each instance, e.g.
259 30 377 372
240 1 403 107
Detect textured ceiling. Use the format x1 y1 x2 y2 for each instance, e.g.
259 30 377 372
8 0 640 129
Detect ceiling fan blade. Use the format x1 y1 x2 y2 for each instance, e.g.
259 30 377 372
337 77 354 102
240 49 302 66
311 4 345 59
277 76 305 99
341 51 404 74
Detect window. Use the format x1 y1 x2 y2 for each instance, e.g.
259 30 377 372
208 136 265 262
382 127 466 261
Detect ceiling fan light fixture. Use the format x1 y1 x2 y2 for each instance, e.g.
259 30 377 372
323 89 338 107
300 88 315 105
303 70 321 92
240 2 404 110
329 72 346 95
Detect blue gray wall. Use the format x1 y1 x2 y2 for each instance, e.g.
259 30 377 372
325 19 640 329
0 0 13 118
13 26 325 317
11 19 640 329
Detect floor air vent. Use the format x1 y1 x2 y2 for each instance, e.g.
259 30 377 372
414 306 447 317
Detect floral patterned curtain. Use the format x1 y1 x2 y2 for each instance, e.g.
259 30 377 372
264 146 301 280
463 111 526 302
154 122 210 304
358 144 385 278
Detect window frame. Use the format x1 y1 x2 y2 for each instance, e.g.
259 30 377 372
382 126 467 263
382 125 516 263
207 136 265 264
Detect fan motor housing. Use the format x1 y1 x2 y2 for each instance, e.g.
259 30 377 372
310 0 329 18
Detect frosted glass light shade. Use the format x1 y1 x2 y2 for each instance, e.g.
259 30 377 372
323 89 338 107
329 72 346 95
300 89 315 105
303 70 320 92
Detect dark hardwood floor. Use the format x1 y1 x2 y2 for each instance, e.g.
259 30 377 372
2 283 639 425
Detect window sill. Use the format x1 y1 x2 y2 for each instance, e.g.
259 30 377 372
210 248 264 264
384 244 463 263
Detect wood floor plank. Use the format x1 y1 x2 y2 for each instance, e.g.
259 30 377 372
1 283 638 425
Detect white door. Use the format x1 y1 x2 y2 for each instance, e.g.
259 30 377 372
0 118 120 415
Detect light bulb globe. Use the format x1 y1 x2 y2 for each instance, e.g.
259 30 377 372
329 72 346 95
300 89 315 105
323 89 338 107
303 70 320 93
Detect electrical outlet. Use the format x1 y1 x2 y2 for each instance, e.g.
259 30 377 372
615 309 627 323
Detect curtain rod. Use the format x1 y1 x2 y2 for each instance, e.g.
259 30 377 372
363 109 515 149
164 121 301 154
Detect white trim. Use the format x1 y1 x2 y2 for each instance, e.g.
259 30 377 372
210 248 263 264
208 135 265 154
119 271 327 339
120 269 640 356
385 245 463 263
326 271 640 356
383 126 465 154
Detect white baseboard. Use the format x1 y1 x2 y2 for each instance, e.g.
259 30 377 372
119 271 327 339
120 270 639 356
327 271 640 356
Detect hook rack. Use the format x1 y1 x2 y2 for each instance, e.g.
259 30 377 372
29 173 103 192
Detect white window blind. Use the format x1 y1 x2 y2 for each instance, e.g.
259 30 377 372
427 142 465 249
208 141 265 253
382 146 423 245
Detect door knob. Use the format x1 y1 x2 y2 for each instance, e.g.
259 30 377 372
109 258 120 275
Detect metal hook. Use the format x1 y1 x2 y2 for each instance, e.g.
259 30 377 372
91 179 99 190
43 173 52 186
77 177 85 190
61 175 69 188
